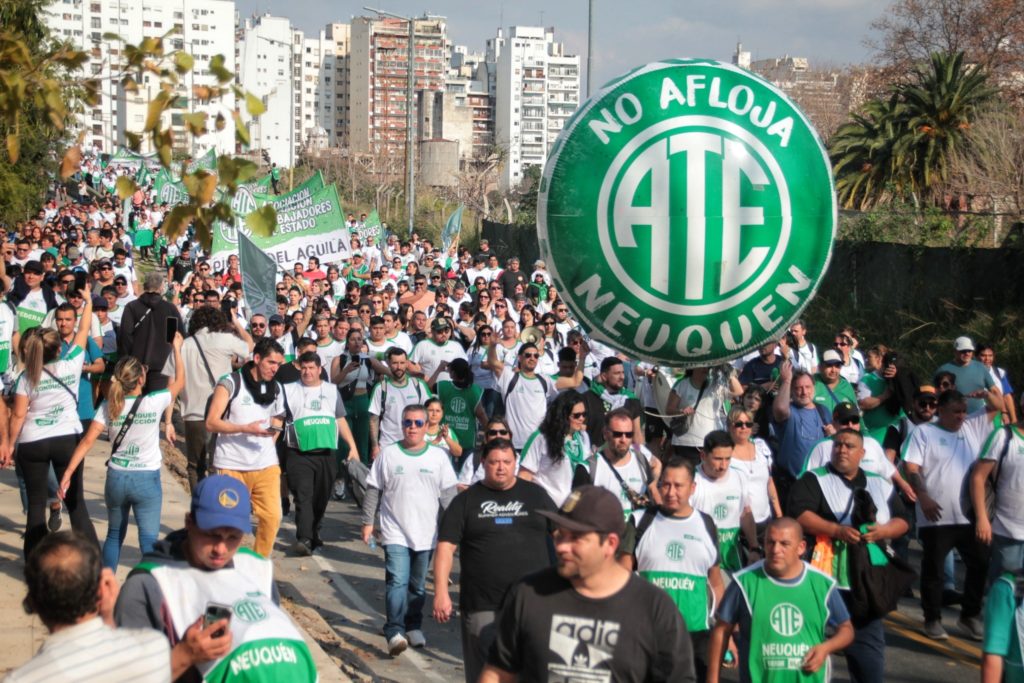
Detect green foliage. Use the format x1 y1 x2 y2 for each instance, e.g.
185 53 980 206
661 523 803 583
837 202 998 246
830 52 996 210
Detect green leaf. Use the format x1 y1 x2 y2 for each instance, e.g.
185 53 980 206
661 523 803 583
102 32 124 42
139 37 163 55
6 133 19 163
235 159 259 183
233 112 250 145
209 55 233 84
245 205 277 237
115 176 138 199
245 92 266 117
163 205 196 240
174 51 194 74
125 131 142 152
182 112 207 136
144 91 168 131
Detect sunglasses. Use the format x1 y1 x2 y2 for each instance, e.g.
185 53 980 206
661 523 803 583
522 352 540 359
252 323 266 328
542 321 555 326
731 421 754 428
495 303 507 308
610 430 633 438
402 419 425 428
834 341 848 347
487 428 510 436
838 416 861 425
100 266 112 271
358 308 371 313
479 331 492 336
570 411 588 419
917 400 937 408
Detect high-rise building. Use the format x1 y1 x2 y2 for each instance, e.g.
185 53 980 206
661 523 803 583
349 15 450 155
44 0 236 156
493 26 580 191
446 45 494 158
236 14 297 166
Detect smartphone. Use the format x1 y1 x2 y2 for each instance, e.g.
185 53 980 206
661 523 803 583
164 317 178 344
203 602 232 637
268 425 283 434
73 270 87 293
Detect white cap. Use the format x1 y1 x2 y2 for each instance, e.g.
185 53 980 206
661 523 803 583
822 349 843 364
953 336 974 352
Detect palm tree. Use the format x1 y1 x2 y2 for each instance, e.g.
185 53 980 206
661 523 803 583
830 95 908 210
896 51 996 201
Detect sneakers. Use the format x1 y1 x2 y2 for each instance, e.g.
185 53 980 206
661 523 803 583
387 634 408 657
923 620 949 640
47 506 62 532
333 480 348 501
407 629 426 649
289 539 313 557
957 616 984 641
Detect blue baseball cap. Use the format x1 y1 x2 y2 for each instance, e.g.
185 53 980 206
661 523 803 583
191 475 252 534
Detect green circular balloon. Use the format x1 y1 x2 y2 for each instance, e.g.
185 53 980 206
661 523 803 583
539 59 836 366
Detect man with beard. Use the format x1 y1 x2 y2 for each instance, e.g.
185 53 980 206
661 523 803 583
481 486 695 682
581 357 644 447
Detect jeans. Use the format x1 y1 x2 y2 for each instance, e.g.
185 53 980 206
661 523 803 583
19 435 98 558
383 544 431 640
285 449 336 544
103 468 162 569
217 466 282 557
840 602 886 683
480 388 503 421
919 525 989 621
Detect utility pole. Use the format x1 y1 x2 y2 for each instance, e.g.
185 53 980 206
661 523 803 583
586 0 594 98
364 7 419 236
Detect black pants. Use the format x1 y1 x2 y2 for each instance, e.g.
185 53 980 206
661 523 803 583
184 419 209 492
285 449 337 544
20 435 98 558
772 468 797 517
919 524 989 621
691 629 709 682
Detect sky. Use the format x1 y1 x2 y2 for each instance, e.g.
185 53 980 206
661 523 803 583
235 0 894 87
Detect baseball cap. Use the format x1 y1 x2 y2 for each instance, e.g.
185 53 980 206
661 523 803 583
914 385 938 399
269 314 285 325
431 317 452 331
833 401 861 423
954 336 974 352
91 295 108 310
538 486 626 537
190 475 252 534
22 260 43 275
821 349 843 365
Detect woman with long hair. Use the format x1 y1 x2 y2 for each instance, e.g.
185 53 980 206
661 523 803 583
727 406 781 536
60 336 185 569
518 306 538 332
468 324 501 419
3 293 97 558
425 397 462 464
666 365 743 466
473 288 493 318
519 392 591 506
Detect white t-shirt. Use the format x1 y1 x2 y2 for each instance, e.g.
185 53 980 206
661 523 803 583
410 339 467 385
385 332 414 354
211 374 286 471
179 331 249 421
670 375 730 447
368 376 432 446
981 426 1024 540
315 340 345 372
519 430 591 507
366 442 457 550
96 390 172 471
590 448 656 518
365 338 393 362
803 434 896 481
691 466 751 533
16 346 84 443
497 367 558 449
902 413 994 527
729 438 775 523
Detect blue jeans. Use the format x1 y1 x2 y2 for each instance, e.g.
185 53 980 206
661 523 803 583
990 534 1024 582
103 468 162 570
842 609 886 683
383 544 431 640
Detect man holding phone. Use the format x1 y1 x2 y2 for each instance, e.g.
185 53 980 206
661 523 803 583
115 475 317 681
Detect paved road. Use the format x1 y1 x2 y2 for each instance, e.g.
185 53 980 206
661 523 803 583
279 492 985 682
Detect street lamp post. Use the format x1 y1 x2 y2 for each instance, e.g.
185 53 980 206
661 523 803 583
364 7 418 236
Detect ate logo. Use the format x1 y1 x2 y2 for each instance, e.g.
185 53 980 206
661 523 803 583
232 596 268 623
769 603 804 637
449 396 467 414
713 503 729 521
665 541 686 561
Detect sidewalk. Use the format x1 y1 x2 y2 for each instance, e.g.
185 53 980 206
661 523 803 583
0 437 350 681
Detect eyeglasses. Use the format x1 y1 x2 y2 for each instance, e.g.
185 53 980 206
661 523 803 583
731 421 754 428
251 323 266 329
522 352 540 359
402 418 425 428
917 400 937 408
610 430 633 438
60 279 75 286
557 308 568 313
358 308 371 314
542 321 555 326
431 276 440 280
838 416 861 425
570 411 588 419
99 265 112 271
487 428 510 436
479 331 492 337
494 303 507 308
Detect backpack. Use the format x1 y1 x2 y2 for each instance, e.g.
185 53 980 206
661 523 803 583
377 378 425 433
504 372 549 401
337 353 374 401
205 370 243 422
588 449 654 492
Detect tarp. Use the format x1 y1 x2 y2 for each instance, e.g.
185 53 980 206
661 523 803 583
239 231 279 320
441 204 464 252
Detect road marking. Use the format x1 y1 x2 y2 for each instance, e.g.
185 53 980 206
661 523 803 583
884 612 981 670
312 552 448 683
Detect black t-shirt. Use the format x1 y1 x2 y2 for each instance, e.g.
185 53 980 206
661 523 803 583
437 479 556 612
498 269 528 298
739 355 781 387
489 569 695 683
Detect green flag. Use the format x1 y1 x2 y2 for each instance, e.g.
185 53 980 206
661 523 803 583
356 209 383 245
135 164 151 186
238 231 279 320
441 204 464 252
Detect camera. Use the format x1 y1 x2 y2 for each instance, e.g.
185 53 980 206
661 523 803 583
882 351 898 367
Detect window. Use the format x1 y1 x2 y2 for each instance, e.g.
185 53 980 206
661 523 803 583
90 17 101 28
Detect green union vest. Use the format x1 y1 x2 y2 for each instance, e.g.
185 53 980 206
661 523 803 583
734 562 837 683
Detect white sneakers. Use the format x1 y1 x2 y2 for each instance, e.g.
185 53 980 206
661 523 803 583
387 634 408 656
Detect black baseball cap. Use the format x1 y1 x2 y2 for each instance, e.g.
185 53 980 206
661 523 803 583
538 486 626 537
